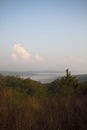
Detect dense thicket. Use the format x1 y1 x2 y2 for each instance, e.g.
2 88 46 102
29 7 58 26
0 70 87 130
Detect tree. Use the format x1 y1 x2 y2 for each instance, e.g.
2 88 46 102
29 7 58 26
65 69 71 79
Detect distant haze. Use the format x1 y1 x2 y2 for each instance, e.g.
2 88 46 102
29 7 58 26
0 0 87 73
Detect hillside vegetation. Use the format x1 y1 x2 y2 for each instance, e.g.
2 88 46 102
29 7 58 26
0 69 87 130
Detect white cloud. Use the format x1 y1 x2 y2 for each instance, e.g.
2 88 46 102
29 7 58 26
13 43 30 61
11 43 45 67
11 53 18 61
35 54 44 62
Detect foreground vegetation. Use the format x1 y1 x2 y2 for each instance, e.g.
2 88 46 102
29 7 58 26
0 70 87 130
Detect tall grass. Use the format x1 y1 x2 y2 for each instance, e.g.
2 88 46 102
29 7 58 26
0 87 87 130
0 71 87 130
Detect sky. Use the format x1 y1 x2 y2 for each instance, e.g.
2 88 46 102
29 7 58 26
0 0 87 73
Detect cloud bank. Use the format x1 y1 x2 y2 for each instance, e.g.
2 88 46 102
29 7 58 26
11 43 44 64
13 43 30 61
11 53 18 61
35 54 44 62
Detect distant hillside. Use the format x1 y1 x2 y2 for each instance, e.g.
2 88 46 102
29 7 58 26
75 74 87 82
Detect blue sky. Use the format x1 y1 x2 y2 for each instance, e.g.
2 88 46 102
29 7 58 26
0 0 87 73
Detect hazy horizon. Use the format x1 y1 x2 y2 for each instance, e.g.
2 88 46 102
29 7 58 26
0 0 87 73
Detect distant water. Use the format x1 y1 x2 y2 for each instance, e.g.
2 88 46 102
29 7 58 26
0 71 64 83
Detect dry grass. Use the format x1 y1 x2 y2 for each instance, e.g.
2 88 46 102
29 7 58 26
0 87 87 130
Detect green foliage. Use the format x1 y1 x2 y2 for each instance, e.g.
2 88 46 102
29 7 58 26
0 70 87 130
48 69 79 95
0 69 86 96
77 81 87 95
